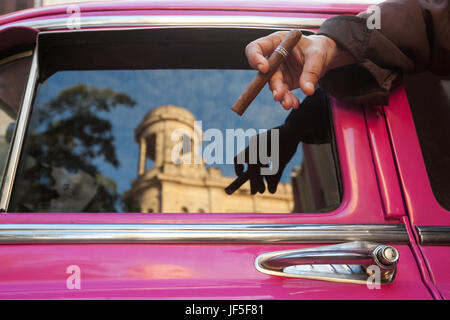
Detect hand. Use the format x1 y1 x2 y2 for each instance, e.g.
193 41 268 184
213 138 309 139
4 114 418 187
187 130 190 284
227 125 300 195
245 31 354 110
225 89 332 195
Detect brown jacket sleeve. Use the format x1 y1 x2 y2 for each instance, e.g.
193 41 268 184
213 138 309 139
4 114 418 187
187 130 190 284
317 0 450 105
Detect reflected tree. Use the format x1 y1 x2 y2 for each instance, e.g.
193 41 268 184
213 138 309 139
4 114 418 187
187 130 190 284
10 84 136 212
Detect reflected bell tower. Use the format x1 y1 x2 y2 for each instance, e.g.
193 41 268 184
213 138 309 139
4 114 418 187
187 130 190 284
126 105 206 213
125 104 293 214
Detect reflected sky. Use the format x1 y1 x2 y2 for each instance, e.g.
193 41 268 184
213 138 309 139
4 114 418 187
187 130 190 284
35 69 305 195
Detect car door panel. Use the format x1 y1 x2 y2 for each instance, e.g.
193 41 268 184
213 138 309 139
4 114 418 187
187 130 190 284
0 7 436 300
0 243 431 299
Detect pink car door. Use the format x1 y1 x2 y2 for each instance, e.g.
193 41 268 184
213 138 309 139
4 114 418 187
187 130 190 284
0 6 435 300
383 73 450 299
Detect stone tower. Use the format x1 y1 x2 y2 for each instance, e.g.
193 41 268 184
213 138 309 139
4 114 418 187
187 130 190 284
126 105 206 213
134 104 203 175
125 105 294 213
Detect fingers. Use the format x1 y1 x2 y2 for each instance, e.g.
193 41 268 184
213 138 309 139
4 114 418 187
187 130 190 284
234 162 244 176
245 32 286 73
269 69 299 110
281 63 300 109
299 49 326 96
246 33 333 103
234 150 266 194
281 91 300 110
250 175 265 195
265 172 283 194
246 31 303 110
269 69 289 102
245 41 269 73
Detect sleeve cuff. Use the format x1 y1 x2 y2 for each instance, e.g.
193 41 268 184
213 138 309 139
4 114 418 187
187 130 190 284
317 15 370 62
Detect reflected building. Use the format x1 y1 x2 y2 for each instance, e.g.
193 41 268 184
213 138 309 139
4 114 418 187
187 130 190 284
125 105 294 213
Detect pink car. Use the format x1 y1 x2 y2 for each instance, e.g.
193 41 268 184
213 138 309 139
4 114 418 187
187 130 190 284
0 0 448 300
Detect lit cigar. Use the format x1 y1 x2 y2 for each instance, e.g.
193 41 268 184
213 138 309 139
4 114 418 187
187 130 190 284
231 30 302 116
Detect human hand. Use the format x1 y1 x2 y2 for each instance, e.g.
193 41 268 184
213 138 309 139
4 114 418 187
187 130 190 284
226 125 299 195
245 31 353 110
225 88 332 195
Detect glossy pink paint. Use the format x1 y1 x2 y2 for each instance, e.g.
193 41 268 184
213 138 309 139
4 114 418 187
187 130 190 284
401 216 442 300
384 87 450 300
0 1 373 25
0 244 431 299
364 105 404 219
418 247 450 299
383 87 450 226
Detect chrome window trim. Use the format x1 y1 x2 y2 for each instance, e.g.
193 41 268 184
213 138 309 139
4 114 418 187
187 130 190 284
417 226 450 245
0 48 38 211
0 224 408 244
0 15 324 32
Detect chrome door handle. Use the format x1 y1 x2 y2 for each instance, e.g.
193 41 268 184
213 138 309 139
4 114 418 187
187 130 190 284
255 241 399 284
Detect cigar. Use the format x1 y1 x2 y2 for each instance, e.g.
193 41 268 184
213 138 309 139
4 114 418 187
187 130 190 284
231 30 302 116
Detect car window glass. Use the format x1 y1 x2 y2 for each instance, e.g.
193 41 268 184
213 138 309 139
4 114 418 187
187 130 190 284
8 29 341 214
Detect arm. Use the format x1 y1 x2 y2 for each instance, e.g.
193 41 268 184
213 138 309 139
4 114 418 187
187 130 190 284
246 0 450 106
317 0 450 104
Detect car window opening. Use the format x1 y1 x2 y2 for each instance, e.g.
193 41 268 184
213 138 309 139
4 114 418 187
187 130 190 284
6 28 342 213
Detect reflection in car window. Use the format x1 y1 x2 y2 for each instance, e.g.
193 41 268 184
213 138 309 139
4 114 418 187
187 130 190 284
404 72 450 211
9 69 340 213
0 55 32 187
